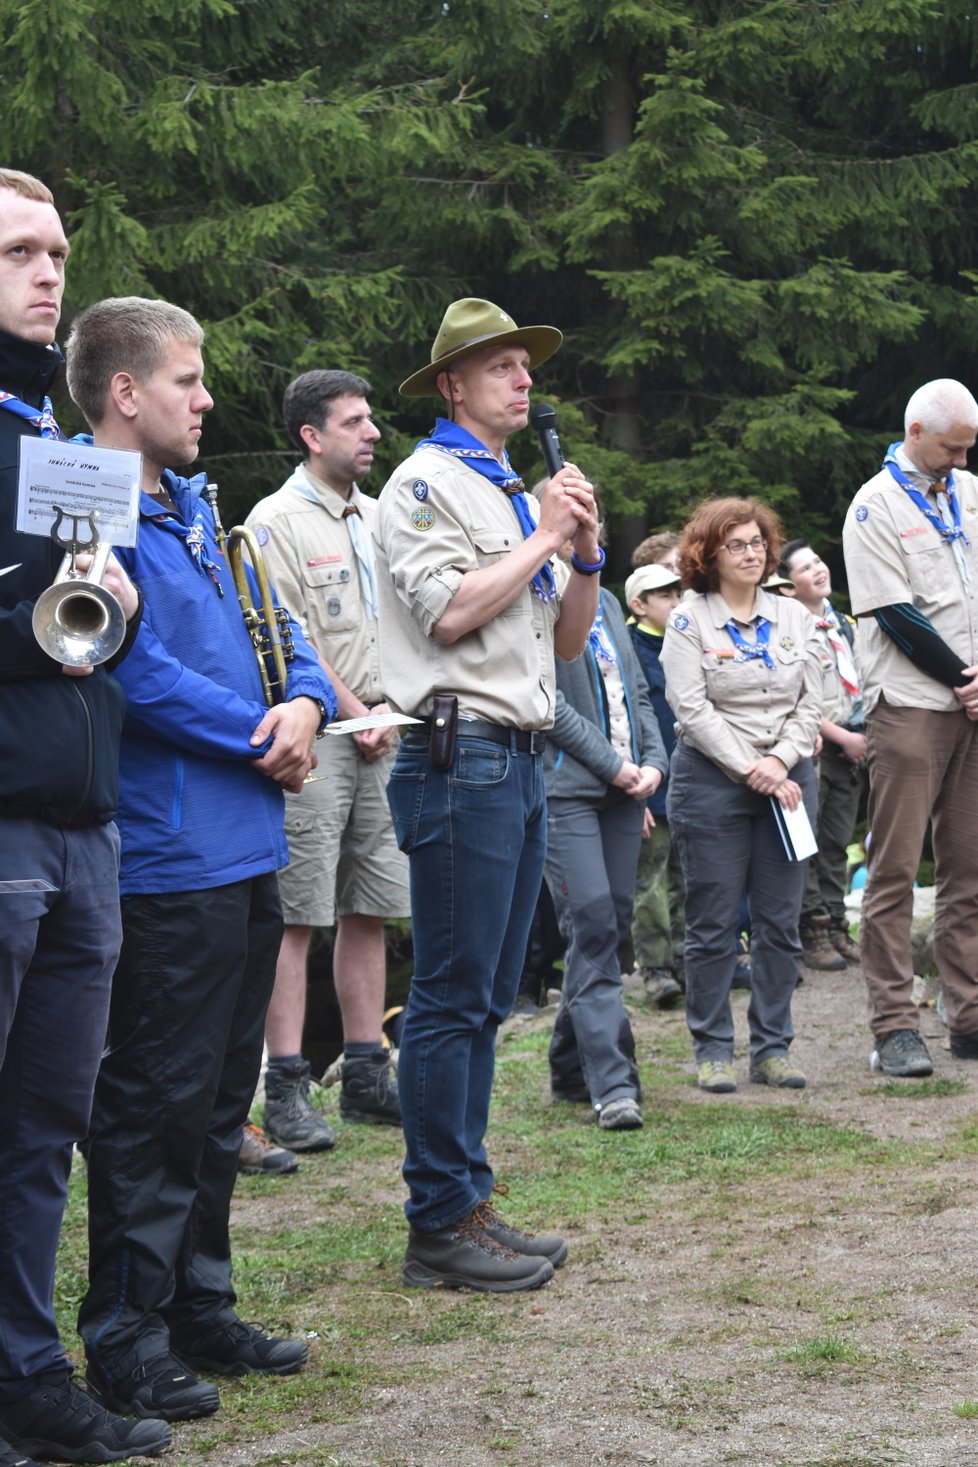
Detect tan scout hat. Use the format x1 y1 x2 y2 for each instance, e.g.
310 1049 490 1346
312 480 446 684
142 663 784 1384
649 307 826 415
624 564 681 604
399 298 563 397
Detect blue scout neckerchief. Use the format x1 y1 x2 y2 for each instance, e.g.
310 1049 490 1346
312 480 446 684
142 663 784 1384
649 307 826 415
416 417 557 602
724 614 775 669
883 442 971 585
588 596 617 665
0 391 61 438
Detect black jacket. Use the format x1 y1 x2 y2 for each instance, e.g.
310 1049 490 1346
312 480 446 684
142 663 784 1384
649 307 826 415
0 327 133 825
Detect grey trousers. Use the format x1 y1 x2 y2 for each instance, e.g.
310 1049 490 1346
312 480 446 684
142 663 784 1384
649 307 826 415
544 791 644 1106
802 743 864 925
667 745 816 1064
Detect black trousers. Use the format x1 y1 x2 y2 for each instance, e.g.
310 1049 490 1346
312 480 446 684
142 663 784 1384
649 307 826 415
79 874 281 1382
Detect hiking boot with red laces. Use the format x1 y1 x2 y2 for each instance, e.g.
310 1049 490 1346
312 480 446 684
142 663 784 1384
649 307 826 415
471 1194 568 1268
403 1211 555 1293
238 1123 299 1176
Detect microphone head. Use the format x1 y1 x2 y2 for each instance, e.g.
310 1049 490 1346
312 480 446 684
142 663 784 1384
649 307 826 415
529 402 557 431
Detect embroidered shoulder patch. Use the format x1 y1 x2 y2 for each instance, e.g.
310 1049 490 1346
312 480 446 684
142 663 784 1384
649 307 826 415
672 612 689 631
855 505 869 522
254 525 269 546
412 479 429 501
411 505 435 531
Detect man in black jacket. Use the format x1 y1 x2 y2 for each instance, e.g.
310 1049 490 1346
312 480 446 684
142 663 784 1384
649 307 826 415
0 169 169 1467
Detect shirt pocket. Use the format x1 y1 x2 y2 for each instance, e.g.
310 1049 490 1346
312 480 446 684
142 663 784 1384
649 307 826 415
471 526 520 565
302 560 358 632
900 534 950 600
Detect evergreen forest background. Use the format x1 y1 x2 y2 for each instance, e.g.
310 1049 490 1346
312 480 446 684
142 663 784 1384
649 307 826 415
6 0 978 577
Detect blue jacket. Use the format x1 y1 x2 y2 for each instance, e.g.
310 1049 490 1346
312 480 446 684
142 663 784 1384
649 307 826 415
544 590 666 803
112 471 336 895
628 620 676 816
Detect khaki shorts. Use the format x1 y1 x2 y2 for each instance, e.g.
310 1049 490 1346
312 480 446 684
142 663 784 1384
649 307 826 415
278 737 410 926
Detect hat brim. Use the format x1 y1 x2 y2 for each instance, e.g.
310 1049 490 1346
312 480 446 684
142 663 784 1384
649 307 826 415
399 325 563 398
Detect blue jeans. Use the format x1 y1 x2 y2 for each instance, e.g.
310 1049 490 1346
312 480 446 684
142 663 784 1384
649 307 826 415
0 817 122 1397
387 734 546 1231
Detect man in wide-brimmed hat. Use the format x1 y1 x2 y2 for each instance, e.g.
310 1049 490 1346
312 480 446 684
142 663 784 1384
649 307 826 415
374 297 602 1292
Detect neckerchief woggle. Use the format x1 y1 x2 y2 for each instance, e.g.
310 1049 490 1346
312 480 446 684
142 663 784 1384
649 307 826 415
588 596 617 665
416 417 557 602
0 391 62 439
724 614 775 668
883 442 971 585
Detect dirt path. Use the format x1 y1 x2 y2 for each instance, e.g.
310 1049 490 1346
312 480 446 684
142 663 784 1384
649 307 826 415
200 961 978 1467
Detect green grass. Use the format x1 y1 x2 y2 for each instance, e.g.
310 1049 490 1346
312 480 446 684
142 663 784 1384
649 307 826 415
953 1400 978 1419
780 1335 865 1367
880 1077 968 1100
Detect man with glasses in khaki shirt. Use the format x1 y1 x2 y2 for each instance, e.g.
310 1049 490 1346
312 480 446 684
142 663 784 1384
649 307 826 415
843 378 978 1078
373 298 600 1293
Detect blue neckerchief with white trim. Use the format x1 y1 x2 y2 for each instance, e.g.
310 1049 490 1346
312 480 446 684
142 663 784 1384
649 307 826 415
724 615 775 668
588 597 617 664
416 417 557 602
0 391 62 438
884 442 971 585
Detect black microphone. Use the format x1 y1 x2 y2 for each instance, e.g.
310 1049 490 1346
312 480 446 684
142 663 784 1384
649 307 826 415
529 402 564 479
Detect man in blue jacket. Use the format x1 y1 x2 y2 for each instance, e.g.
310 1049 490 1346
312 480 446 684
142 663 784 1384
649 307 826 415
65 297 337 1423
0 172 171 1467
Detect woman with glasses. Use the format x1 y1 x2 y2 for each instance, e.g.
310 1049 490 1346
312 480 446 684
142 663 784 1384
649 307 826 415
661 498 822 1093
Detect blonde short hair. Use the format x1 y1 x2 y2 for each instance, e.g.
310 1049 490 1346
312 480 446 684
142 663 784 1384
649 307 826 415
0 168 54 203
66 297 203 426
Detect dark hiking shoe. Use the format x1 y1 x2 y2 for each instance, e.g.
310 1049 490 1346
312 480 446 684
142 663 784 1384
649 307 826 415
829 919 860 962
263 1059 336 1151
637 967 683 1009
238 1122 299 1176
870 1028 933 1077
949 1029 978 1060
800 914 847 971
471 1198 568 1268
86 1351 219 1423
0 1375 171 1461
171 1317 308 1377
339 1053 401 1126
0 1437 43 1467
403 1213 555 1293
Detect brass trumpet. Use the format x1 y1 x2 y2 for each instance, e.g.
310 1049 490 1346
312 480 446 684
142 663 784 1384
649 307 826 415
203 483 294 707
32 508 126 667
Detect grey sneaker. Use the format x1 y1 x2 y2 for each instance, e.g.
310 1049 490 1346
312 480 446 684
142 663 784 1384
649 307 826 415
238 1123 299 1176
403 1212 555 1293
870 1028 934 1077
263 1059 336 1151
596 1096 644 1130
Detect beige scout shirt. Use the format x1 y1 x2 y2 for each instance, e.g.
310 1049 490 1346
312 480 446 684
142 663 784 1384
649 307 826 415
843 455 978 713
245 465 382 705
372 445 566 729
661 589 822 783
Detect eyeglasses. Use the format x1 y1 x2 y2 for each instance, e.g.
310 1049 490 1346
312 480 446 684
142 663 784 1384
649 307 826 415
719 537 767 557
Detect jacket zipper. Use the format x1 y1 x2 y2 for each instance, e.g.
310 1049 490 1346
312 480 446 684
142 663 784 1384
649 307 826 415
67 679 95 823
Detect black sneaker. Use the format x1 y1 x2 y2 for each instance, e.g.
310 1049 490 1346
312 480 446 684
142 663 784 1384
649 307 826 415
171 1317 308 1377
263 1059 336 1151
0 1375 171 1463
86 1351 219 1423
339 1054 401 1126
870 1028 934 1077
471 1199 568 1268
403 1212 555 1293
0 1437 43 1467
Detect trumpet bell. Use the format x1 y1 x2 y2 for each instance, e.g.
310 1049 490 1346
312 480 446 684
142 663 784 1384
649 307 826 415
32 579 127 667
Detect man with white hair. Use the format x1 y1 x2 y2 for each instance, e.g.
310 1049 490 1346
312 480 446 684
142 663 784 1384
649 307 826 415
843 378 978 1077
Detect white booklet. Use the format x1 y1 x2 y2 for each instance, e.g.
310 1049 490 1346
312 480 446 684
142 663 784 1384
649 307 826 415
769 796 818 861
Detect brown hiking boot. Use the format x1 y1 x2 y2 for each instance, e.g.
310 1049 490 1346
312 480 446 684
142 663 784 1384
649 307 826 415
829 919 860 962
800 914 846 971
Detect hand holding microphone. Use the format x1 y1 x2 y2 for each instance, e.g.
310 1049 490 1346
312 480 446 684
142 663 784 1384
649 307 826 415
529 402 600 555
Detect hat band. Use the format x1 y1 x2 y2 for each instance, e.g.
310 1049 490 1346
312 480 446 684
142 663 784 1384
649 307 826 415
432 328 516 366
